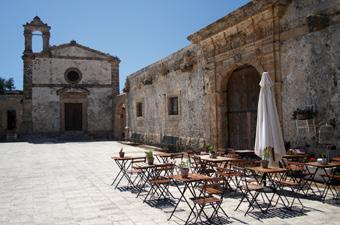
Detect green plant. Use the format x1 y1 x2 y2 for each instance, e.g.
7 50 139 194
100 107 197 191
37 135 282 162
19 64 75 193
319 152 326 158
263 146 272 160
178 159 190 168
204 143 215 153
291 107 317 120
145 150 154 159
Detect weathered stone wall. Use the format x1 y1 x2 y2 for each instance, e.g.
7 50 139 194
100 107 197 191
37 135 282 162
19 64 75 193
280 0 340 147
126 45 210 148
31 53 113 134
0 94 23 138
125 0 339 150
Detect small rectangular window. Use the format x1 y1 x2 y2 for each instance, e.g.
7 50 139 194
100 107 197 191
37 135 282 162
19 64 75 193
168 97 179 115
136 102 143 117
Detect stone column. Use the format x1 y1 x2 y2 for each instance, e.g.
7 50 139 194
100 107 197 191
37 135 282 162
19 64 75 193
24 30 32 53
42 31 50 51
21 55 34 133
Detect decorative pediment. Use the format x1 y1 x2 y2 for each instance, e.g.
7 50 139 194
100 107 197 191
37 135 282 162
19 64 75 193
50 41 120 61
56 87 90 97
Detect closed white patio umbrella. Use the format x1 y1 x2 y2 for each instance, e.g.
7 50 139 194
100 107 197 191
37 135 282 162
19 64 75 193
254 72 286 166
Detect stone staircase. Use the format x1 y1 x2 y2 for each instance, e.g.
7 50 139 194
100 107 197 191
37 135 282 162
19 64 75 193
57 131 93 142
6 132 18 141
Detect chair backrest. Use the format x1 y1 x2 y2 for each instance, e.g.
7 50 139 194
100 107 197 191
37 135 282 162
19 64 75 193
154 163 175 177
171 153 184 160
201 177 226 196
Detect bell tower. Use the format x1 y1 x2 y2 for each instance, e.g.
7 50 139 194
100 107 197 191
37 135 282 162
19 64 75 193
23 16 51 53
21 17 51 133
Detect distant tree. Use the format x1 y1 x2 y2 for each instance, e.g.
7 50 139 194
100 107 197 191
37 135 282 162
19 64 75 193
5 78 15 91
0 77 5 94
0 77 16 94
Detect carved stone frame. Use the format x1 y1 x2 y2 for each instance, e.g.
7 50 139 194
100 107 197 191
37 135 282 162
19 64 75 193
57 88 89 132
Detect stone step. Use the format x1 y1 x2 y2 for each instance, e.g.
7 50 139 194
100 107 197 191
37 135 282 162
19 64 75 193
6 132 18 141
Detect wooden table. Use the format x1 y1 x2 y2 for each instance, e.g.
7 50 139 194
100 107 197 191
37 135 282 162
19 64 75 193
111 156 145 189
331 156 340 162
200 155 243 169
246 166 288 211
247 166 287 186
168 173 211 221
283 154 307 162
200 155 242 164
304 162 340 200
154 152 184 163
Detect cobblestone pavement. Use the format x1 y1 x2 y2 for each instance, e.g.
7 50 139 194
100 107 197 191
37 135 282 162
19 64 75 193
0 141 339 225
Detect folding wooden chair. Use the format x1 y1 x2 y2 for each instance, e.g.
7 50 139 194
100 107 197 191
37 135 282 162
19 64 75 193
128 157 147 189
185 177 229 224
234 167 270 216
273 170 305 211
191 154 215 176
143 163 175 202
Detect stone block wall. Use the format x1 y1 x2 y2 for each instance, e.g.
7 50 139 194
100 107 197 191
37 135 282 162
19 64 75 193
0 94 23 139
31 55 113 135
126 45 211 149
280 0 340 147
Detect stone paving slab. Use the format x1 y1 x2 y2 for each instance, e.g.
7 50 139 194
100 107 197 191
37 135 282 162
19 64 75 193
0 141 339 225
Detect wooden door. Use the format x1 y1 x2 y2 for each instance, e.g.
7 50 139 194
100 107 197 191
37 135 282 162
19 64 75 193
227 66 260 149
65 103 82 131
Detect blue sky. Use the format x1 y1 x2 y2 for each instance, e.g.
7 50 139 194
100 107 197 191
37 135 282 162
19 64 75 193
0 0 249 91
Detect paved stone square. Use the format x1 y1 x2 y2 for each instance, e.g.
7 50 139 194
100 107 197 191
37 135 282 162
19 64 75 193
0 141 339 225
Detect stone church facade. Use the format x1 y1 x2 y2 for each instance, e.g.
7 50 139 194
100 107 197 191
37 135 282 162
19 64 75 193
1 16 120 139
124 0 340 150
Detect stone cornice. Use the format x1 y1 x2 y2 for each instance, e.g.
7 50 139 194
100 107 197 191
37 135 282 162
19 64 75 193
187 0 291 44
50 41 120 63
32 84 112 88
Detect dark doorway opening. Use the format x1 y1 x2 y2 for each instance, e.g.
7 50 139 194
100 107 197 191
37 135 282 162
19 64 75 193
65 103 82 131
7 110 16 130
227 65 261 149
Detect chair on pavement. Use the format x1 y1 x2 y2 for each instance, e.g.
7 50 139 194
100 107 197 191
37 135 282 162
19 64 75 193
234 167 271 216
185 177 229 225
143 163 175 202
191 154 216 176
128 157 147 189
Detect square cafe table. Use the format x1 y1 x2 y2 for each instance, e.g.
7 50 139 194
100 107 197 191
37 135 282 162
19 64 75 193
246 166 288 211
304 161 340 200
200 155 243 169
111 156 145 189
154 152 184 163
168 173 211 221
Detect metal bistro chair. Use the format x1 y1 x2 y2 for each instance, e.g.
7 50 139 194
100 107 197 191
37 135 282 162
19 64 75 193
128 157 147 189
143 163 176 202
234 167 271 216
191 154 216 176
185 177 229 225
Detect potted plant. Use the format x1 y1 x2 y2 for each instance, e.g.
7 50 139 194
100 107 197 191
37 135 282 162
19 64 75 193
205 144 217 158
292 107 317 120
178 159 190 178
261 146 272 168
119 148 125 158
145 150 154 165
317 152 327 165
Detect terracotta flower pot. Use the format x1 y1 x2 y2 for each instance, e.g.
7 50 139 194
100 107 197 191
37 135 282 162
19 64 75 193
261 160 269 168
180 167 189 178
147 158 154 165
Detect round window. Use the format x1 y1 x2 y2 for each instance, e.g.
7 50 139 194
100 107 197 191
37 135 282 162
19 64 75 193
65 68 82 84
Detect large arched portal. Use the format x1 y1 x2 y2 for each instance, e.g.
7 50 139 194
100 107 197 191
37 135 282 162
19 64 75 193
226 65 261 149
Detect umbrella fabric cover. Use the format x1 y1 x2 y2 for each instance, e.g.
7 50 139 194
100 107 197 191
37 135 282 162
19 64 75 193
254 72 286 166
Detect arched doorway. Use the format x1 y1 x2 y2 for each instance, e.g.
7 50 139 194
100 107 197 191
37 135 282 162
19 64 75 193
114 103 127 140
227 65 260 149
